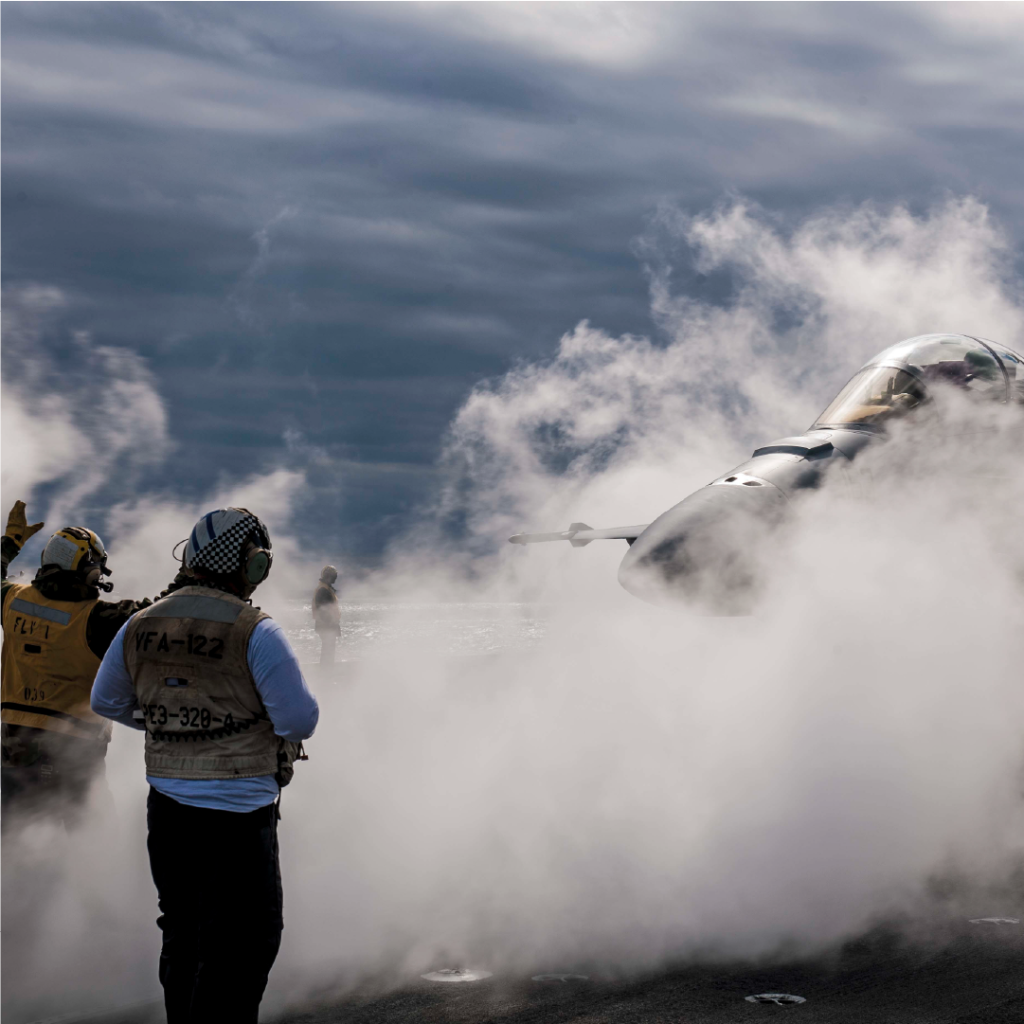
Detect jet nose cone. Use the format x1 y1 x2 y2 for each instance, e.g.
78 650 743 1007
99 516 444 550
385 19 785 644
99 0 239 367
618 481 788 613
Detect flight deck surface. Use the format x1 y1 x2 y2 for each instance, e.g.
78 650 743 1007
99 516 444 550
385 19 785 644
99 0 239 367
27 917 1024 1024
277 924 1024 1024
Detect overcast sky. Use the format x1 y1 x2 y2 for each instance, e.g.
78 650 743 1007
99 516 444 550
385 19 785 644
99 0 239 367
3 2 1024 559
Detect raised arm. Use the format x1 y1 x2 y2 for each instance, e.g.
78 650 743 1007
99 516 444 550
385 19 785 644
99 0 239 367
2 500 45 581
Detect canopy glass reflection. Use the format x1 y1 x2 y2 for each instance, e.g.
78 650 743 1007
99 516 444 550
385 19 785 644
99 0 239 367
813 334 1009 430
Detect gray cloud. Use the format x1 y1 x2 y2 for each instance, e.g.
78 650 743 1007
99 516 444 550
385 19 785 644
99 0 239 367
3 1 1024 555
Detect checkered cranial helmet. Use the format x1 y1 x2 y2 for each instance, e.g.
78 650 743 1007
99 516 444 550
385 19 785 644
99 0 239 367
184 507 272 576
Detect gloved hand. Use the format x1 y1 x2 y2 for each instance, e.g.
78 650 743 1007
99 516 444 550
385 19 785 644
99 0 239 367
5 501 45 549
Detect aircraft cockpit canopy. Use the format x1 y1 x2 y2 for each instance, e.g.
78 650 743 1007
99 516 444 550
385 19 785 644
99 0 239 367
813 334 1019 430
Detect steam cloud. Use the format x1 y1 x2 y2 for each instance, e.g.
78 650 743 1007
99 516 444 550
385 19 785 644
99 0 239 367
2 197 1023 1020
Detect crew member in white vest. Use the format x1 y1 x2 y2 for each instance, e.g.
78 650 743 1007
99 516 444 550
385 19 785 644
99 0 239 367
91 507 318 1024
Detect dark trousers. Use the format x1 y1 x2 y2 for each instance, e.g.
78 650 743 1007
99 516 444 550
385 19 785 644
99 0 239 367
1 724 108 831
147 788 283 1024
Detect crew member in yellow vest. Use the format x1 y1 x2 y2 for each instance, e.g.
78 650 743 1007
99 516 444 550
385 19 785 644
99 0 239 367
0 501 185 828
92 507 318 1024
312 564 341 666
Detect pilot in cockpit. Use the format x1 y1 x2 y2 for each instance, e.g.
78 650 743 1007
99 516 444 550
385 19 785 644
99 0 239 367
813 338 1005 432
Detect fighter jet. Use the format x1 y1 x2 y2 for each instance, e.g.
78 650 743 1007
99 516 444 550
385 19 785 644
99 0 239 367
510 334 1024 611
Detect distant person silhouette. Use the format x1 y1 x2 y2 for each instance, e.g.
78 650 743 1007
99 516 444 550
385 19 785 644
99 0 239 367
312 566 341 667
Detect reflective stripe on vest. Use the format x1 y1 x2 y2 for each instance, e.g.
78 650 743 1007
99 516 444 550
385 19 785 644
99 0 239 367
1 583 109 741
10 598 72 626
123 586 276 781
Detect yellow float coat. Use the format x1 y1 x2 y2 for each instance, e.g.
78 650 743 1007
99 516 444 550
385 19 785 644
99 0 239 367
1 583 111 742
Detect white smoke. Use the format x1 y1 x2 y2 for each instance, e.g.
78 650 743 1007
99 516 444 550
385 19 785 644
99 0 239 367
2 197 1023 1022
268 196 1024 1004
427 196 1020 570
1 284 171 535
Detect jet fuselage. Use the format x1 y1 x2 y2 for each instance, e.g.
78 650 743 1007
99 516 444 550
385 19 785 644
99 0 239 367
511 334 1024 611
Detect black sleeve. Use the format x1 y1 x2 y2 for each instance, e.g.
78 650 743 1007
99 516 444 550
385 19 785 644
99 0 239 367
85 573 187 659
2 538 25 623
87 599 151 660
1 536 20 581
313 587 336 607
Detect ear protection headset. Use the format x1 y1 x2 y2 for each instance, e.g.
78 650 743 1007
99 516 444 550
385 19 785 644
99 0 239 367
236 508 273 586
243 539 273 585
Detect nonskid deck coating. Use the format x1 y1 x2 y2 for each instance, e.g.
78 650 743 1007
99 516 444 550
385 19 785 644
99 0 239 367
31 921 1024 1024
266 924 1024 1024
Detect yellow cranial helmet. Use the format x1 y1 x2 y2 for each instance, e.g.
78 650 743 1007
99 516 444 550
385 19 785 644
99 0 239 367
40 527 112 588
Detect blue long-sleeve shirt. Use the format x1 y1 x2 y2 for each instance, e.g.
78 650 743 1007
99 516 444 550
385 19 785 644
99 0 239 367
92 616 318 812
